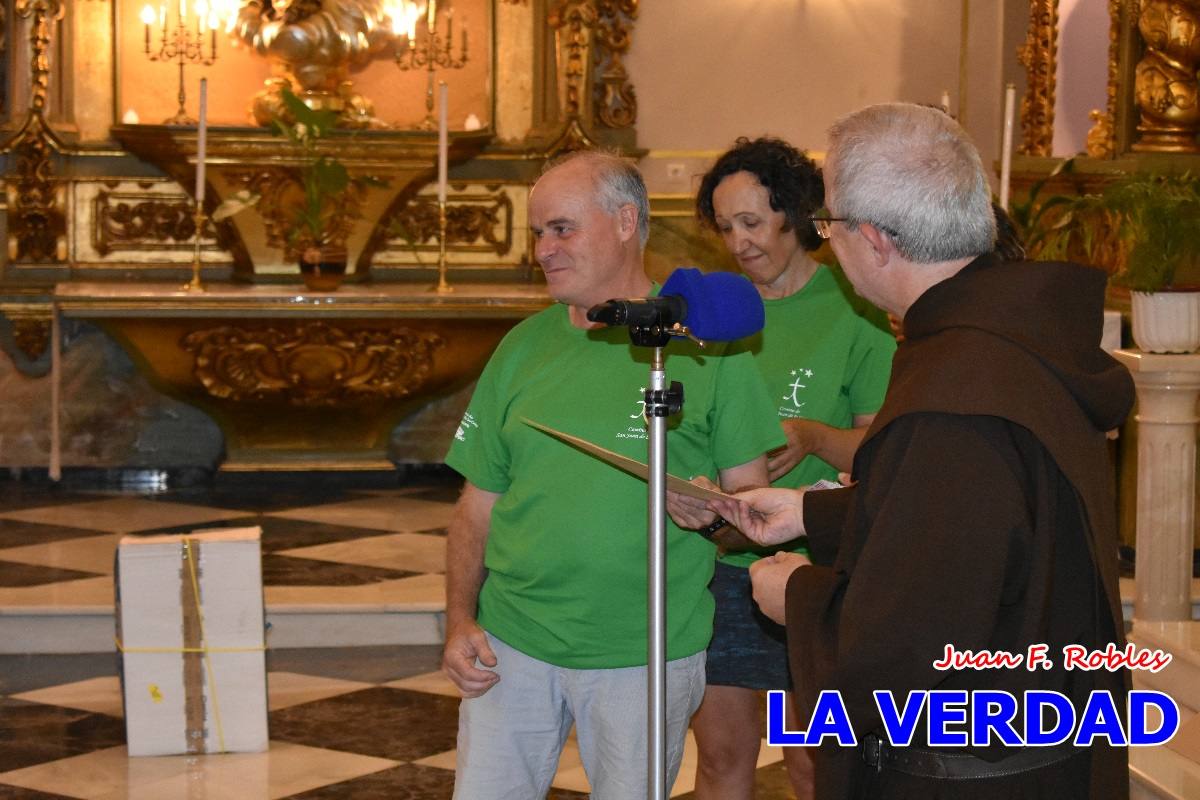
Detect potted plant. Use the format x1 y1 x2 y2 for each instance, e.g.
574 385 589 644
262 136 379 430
214 86 383 291
1017 165 1200 353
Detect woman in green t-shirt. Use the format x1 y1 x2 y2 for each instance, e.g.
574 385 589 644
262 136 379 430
689 137 897 799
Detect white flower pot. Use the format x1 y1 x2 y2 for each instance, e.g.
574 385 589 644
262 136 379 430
1131 291 1200 353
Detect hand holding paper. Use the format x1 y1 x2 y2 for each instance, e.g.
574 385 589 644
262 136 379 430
665 475 724 530
709 486 807 547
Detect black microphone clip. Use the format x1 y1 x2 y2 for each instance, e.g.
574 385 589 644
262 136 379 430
586 296 692 347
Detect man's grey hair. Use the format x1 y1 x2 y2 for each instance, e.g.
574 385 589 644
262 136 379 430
826 103 996 263
542 150 650 247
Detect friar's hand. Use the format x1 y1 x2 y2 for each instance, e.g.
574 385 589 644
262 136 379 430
708 487 805 546
749 551 811 624
442 619 500 698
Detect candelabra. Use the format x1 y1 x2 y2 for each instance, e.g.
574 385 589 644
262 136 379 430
393 1 468 130
140 2 218 125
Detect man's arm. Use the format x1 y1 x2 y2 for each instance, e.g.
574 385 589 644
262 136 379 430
442 481 502 697
665 454 769 531
717 454 769 494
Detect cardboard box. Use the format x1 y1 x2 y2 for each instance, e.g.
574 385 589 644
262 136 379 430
116 526 268 757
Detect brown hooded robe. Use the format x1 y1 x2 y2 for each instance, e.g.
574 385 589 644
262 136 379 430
786 254 1134 799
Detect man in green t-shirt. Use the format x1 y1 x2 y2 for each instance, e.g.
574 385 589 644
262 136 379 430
442 151 784 800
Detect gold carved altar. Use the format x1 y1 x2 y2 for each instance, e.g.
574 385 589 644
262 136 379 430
54 282 550 468
0 0 642 470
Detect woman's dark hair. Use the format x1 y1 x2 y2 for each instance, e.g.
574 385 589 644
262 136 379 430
992 202 1026 262
696 136 825 252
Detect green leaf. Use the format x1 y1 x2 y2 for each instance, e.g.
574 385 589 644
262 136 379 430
313 158 350 196
279 86 338 137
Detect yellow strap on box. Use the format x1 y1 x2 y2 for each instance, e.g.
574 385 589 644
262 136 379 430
114 538 265 754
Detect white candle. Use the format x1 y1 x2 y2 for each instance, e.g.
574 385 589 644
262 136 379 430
437 80 448 203
999 82 1016 211
940 89 951 115
196 78 207 206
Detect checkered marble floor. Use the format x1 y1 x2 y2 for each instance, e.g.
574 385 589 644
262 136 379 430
0 472 796 799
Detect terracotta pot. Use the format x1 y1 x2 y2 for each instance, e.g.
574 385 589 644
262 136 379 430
1131 290 1200 353
299 245 348 291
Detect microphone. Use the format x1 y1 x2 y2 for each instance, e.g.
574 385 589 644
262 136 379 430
586 294 686 330
585 268 765 342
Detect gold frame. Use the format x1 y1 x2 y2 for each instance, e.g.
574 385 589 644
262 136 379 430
1018 0 1189 159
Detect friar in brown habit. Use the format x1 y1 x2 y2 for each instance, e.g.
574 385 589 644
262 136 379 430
702 103 1134 799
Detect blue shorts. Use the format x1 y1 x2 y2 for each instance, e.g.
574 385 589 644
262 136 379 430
705 560 792 690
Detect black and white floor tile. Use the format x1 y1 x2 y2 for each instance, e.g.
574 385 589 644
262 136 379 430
0 472 796 799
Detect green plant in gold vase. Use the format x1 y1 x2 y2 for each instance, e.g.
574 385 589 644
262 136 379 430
214 87 383 290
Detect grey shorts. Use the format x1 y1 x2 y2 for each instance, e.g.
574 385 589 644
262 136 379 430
705 560 792 690
453 632 706 800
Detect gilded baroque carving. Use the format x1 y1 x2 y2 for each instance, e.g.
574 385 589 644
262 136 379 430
1132 0 1200 153
94 191 212 256
593 0 638 129
1017 0 1057 157
0 305 52 361
1086 0 1122 158
227 168 369 261
231 0 393 128
181 322 446 407
387 193 514 255
10 317 51 361
547 1 601 152
3 0 67 264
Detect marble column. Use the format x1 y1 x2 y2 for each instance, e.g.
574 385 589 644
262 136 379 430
1114 350 1200 621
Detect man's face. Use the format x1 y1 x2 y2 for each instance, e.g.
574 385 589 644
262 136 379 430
529 160 632 309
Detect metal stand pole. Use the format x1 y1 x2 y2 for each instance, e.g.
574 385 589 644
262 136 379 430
647 345 667 800
609 311 692 799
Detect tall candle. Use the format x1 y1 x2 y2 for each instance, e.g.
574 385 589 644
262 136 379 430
940 89 951 115
999 82 1016 211
140 5 155 52
196 78 208 206
437 81 449 203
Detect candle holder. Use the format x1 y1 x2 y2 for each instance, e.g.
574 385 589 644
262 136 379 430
141 2 218 125
435 199 454 294
394 5 468 130
183 206 206 292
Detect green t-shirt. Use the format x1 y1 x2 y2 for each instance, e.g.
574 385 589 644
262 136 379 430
445 303 784 669
721 264 896 567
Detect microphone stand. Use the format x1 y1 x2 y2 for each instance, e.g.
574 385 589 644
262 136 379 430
627 316 692 800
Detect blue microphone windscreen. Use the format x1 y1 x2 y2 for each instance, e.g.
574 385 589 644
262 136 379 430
662 268 765 341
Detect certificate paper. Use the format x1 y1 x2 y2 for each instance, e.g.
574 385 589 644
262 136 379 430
522 418 734 502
